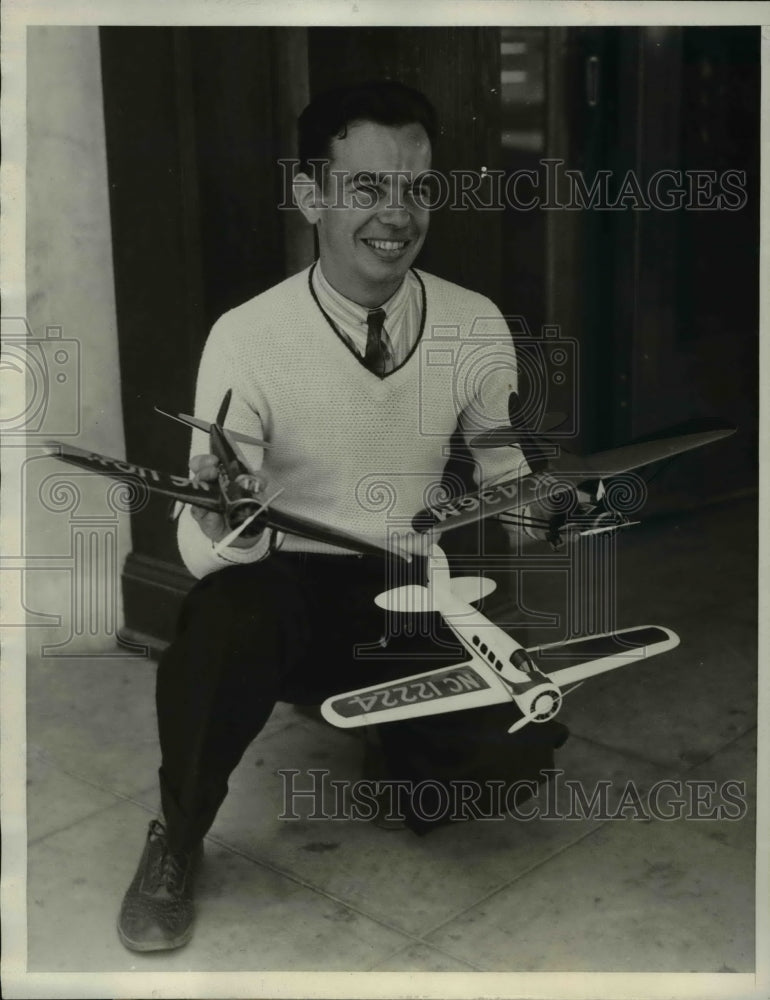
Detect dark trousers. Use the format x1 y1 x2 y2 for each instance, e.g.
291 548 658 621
156 552 566 850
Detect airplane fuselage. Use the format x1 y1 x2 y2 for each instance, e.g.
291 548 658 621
435 590 563 728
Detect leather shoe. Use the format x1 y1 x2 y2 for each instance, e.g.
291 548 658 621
117 819 202 952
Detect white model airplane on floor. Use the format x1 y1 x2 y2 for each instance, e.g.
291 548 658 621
321 544 679 734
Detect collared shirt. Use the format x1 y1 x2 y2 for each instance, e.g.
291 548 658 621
311 261 423 373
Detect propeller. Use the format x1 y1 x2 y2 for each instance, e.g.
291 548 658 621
211 486 285 557
507 713 535 735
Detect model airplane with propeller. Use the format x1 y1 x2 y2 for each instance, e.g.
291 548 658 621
321 543 680 733
411 393 735 551
46 389 734 735
45 389 403 560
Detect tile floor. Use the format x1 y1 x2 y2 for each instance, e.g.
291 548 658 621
24 497 758 975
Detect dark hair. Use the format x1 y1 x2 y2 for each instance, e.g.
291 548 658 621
297 80 438 175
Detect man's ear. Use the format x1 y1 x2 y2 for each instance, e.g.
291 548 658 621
293 172 324 225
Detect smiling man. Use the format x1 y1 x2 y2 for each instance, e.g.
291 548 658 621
295 115 431 305
117 80 565 954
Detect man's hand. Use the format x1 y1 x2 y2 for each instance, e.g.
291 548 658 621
188 454 259 549
520 499 554 542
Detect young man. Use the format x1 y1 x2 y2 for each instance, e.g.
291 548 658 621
117 80 564 953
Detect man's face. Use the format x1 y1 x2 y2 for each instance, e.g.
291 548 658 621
306 120 432 307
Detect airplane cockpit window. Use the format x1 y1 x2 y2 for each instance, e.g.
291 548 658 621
510 649 534 673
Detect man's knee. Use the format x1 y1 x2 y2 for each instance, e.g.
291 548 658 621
180 559 300 628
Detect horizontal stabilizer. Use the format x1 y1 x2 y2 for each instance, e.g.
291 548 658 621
321 658 512 728
374 585 433 613
154 407 270 449
450 576 497 604
528 625 679 687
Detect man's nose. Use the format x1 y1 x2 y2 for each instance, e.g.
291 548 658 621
377 191 412 227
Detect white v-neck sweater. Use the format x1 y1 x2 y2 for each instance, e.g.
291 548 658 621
179 266 527 577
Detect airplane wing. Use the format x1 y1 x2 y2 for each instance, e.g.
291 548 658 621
45 442 222 511
550 427 735 479
321 656 513 728
411 472 541 535
47 443 407 559
264 507 409 560
471 426 734 473
527 625 679 687
416 425 736 537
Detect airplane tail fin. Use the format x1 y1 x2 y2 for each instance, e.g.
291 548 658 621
426 545 496 603
216 389 233 427
426 544 452 594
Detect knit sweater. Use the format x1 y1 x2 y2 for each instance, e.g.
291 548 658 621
179 266 528 578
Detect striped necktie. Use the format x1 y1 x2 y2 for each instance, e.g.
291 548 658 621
364 308 390 376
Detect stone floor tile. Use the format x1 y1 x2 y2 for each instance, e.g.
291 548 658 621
426 817 755 972
685 727 757 787
547 608 756 769
27 655 303 807
26 746 121 843
27 799 411 973
26 655 160 799
199 717 676 938
369 941 480 971
678 728 757 854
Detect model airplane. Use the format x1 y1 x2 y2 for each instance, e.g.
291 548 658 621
45 389 403 560
321 544 679 733
411 392 736 550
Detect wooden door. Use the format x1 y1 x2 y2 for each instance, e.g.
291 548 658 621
101 27 507 648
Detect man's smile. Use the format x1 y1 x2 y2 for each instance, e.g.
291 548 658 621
361 236 412 260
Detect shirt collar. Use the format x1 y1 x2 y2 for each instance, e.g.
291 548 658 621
314 261 415 327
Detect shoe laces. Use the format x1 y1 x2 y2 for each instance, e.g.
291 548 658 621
147 819 189 894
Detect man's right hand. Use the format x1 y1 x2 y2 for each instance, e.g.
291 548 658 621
188 454 258 549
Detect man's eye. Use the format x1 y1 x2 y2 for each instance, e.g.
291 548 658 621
409 185 433 204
